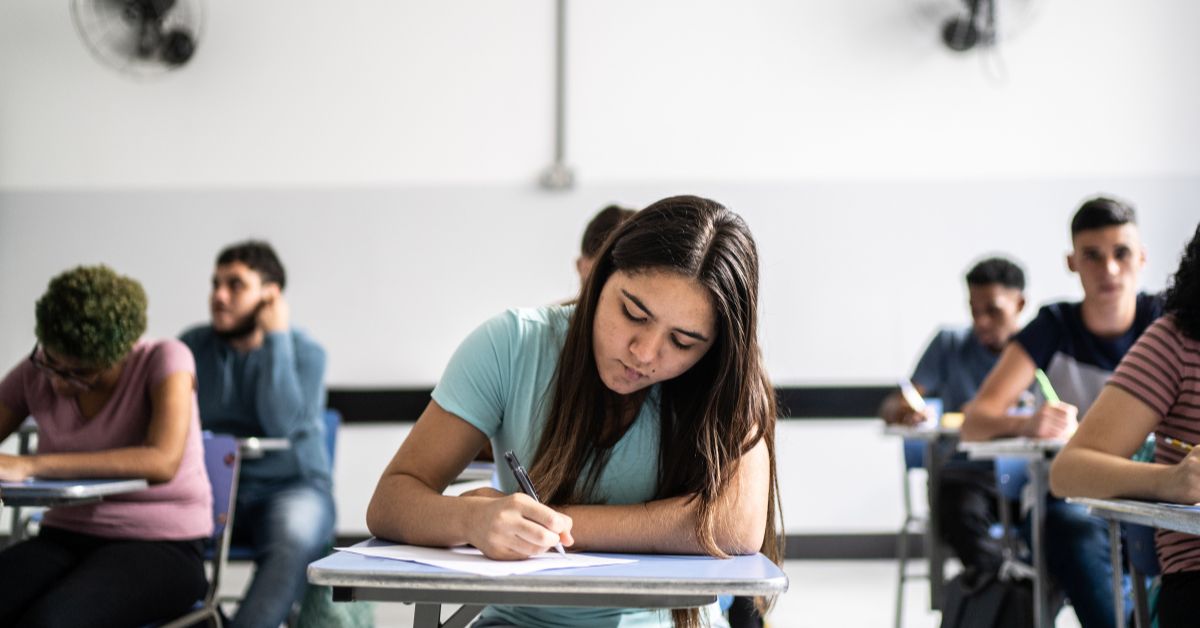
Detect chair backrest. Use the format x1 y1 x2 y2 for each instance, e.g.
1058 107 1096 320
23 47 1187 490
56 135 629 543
993 456 1030 502
1124 522 1162 576
202 432 241 599
322 408 341 471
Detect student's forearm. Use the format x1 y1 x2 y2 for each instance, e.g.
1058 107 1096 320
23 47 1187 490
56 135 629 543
960 408 1028 441
561 495 764 556
28 447 184 483
255 333 322 436
1050 447 1173 500
366 474 480 546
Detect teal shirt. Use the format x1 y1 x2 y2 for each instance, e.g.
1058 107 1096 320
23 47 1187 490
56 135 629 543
431 306 725 628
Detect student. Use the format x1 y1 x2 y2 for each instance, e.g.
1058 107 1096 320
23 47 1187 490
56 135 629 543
576 204 636 285
367 195 781 628
180 241 333 628
0 265 212 627
1049 222 1200 628
963 197 1162 628
879 256 1028 574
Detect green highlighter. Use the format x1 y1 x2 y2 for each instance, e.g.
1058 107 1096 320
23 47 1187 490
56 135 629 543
1034 368 1060 404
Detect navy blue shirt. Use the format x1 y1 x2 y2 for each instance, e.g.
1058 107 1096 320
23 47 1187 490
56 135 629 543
1014 292 1163 417
911 327 1000 413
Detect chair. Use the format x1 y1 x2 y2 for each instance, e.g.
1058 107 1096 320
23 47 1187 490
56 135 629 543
158 432 241 628
895 437 930 628
894 398 944 628
219 408 342 617
1123 522 1160 628
992 456 1035 581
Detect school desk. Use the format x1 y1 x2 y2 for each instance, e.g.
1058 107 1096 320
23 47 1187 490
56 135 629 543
960 437 1065 628
237 436 291 459
308 539 788 628
1071 497 1200 628
885 424 960 611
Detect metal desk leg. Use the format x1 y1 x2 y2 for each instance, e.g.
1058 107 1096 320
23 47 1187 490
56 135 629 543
926 438 947 610
414 603 485 628
1031 458 1050 628
1110 520 1125 628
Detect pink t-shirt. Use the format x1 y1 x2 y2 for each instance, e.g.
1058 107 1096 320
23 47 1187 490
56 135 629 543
0 339 213 540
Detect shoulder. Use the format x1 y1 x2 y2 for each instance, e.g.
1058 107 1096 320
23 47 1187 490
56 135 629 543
933 326 973 347
179 325 214 350
1136 292 1166 325
481 305 572 347
288 328 327 360
135 338 196 380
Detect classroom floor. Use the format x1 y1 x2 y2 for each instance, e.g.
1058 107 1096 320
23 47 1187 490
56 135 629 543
221 559 1085 628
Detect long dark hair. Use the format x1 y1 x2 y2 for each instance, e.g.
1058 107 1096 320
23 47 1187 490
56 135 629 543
529 195 782 626
1165 223 1200 341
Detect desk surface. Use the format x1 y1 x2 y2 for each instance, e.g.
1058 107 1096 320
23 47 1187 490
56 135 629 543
884 425 960 440
959 437 1065 459
309 540 788 608
0 478 149 506
1070 497 1200 536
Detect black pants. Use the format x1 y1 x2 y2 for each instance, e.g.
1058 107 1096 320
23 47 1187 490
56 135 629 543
0 525 207 628
937 464 1015 574
1158 570 1200 628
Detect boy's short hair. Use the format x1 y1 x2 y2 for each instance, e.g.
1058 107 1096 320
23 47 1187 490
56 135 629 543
966 257 1026 291
1071 196 1137 236
581 205 636 258
216 240 287 289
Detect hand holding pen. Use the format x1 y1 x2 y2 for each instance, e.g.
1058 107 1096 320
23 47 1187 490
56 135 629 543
1158 436 1200 505
505 451 567 556
462 457 574 560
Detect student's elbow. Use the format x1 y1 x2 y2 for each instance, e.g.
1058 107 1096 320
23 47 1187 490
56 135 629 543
1047 449 1078 498
145 450 185 484
719 526 765 557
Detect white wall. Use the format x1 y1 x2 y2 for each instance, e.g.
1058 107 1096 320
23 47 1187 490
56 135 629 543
2 0 1199 536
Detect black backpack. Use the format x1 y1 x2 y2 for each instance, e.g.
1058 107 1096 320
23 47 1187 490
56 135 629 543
939 569 1040 628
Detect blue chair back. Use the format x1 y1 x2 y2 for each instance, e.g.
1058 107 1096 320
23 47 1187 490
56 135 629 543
902 439 926 470
323 408 341 471
151 433 241 627
1124 522 1161 577
203 433 240 575
993 456 1029 502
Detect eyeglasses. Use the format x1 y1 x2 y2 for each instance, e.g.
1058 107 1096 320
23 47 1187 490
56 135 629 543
28 344 102 389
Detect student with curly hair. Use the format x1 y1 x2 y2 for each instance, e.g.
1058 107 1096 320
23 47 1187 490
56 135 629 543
0 265 212 627
367 196 781 628
1051 223 1200 628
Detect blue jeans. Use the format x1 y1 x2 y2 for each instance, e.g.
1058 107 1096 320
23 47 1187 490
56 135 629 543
230 478 336 628
1025 497 1131 628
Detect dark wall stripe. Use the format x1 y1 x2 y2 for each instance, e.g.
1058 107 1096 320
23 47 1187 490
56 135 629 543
328 386 893 423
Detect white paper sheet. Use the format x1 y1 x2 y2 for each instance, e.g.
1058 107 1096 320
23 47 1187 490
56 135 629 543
336 542 636 576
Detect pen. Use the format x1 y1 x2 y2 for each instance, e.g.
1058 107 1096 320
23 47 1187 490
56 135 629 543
1162 436 1195 453
1034 369 1060 404
503 450 566 556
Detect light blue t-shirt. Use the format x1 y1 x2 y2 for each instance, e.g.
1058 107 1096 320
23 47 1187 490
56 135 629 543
431 305 727 628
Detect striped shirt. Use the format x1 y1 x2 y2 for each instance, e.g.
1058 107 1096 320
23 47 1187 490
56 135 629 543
1107 315 1200 575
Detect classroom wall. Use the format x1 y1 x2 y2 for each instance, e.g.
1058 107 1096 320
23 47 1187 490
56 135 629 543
3 0 1198 536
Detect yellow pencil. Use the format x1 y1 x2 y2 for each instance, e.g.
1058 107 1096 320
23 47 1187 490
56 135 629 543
1161 436 1194 453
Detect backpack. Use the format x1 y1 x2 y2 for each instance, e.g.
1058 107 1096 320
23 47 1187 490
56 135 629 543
939 569 1042 628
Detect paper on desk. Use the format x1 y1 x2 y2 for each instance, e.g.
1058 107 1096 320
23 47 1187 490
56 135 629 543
336 542 636 576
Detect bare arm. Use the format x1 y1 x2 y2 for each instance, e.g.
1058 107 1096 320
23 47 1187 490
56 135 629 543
0 371 196 483
366 400 575 560
560 437 770 556
1050 385 1200 503
367 400 769 558
961 343 1076 441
